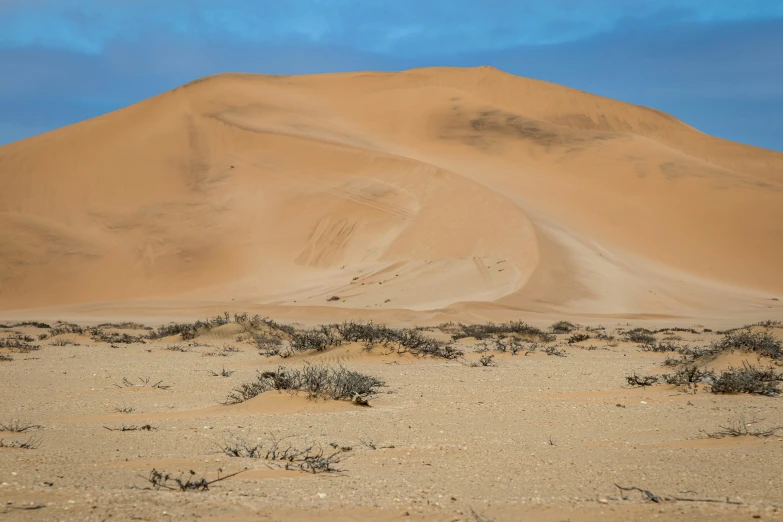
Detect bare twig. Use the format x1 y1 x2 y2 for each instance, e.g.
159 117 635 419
614 484 741 505
140 468 244 491
625 374 659 387
104 424 157 432
208 367 235 377
218 432 351 473
114 377 170 390
700 415 783 439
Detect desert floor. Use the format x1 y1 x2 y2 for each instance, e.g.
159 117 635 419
2 66 783 522
1 316 782 521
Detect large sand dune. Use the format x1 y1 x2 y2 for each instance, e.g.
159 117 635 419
1 66 782 321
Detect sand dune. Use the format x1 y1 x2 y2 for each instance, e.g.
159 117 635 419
1 66 782 320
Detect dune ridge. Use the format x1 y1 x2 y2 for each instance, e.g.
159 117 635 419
1 66 782 321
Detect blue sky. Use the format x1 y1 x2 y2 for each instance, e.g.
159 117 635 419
1 1 782 151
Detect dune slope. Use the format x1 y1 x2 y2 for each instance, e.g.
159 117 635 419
1 66 782 319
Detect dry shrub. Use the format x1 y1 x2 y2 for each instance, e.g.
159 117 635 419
224 364 384 405
551 321 577 333
219 433 350 474
710 363 781 396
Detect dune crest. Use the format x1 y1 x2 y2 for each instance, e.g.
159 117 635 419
1 66 782 319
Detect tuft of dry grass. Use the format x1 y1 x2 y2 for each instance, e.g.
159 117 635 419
219 433 350 474
114 377 171 390
0 420 42 432
0 436 42 449
700 415 783 439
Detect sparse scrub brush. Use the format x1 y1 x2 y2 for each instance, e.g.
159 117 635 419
224 364 384 405
567 333 590 344
662 365 715 386
623 329 656 344
626 374 659 387
451 321 552 341
709 331 782 360
710 363 782 395
551 321 577 333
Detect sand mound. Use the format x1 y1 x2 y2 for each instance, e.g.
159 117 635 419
1 66 782 320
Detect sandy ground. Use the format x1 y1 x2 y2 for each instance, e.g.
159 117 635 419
1 320 782 521
1 66 783 521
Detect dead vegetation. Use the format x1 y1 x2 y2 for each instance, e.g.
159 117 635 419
224 364 384 406
626 374 659 387
0 336 38 352
551 321 577 333
204 344 241 357
718 320 782 334
0 421 42 432
479 336 533 355
567 333 590 344
544 346 567 357
208 367 235 377
219 433 350 473
140 468 244 491
710 363 781 395
336 321 463 359
640 327 783 364
651 327 701 335
709 330 782 360
114 377 171 390
148 312 255 341
660 365 714 387
448 321 555 342
700 415 783 439
164 343 190 352
254 334 292 358
253 321 464 360
359 438 395 451
0 436 41 449
104 424 157 432
595 332 617 344
626 362 781 395
622 328 656 344
97 322 152 331
290 327 342 352
50 338 79 347
613 483 741 505
468 354 496 367
0 321 50 329
150 322 200 341
91 330 147 344
249 316 295 336
48 323 85 337
640 341 686 353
